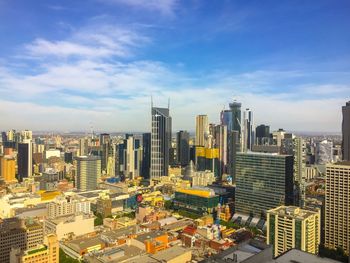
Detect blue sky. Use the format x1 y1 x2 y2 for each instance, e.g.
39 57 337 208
0 0 349 132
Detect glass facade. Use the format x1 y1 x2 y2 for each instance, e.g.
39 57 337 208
235 152 294 217
174 191 220 215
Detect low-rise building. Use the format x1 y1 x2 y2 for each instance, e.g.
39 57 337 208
44 214 95 240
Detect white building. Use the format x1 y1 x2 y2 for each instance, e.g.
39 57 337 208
44 214 95 240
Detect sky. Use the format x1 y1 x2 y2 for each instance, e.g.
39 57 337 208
0 0 350 133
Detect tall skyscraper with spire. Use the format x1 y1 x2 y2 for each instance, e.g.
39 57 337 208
151 104 172 180
342 101 350 161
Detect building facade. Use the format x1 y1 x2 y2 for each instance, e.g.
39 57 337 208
342 101 350 161
151 106 172 180
235 152 294 217
195 115 209 147
177 130 190 167
76 156 101 191
325 162 350 254
17 140 32 181
267 206 320 257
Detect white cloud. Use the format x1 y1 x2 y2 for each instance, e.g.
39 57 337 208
24 24 148 59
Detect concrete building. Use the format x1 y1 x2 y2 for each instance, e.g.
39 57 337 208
10 234 59 263
196 115 209 147
44 214 95 240
192 171 216 187
151 106 171 180
44 149 61 160
267 206 321 257
25 219 44 250
47 195 91 219
76 155 101 191
0 218 27 262
235 152 294 218
342 101 350 161
325 162 350 254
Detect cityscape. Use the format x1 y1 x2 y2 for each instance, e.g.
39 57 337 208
1 1 350 263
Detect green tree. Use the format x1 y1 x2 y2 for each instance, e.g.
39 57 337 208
59 248 80 263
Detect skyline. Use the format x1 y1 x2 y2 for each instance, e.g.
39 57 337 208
1 1 350 132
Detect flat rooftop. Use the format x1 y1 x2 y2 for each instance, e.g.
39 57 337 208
274 249 342 263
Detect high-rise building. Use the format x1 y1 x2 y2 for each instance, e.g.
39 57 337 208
79 138 88 156
196 147 220 179
176 130 190 167
0 218 27 262
235 152 294 217
17 140 32 181
76 156 101 191
20 130 32 141
325 162 350 254
228 130 240 182
293 137 306 207
229 101 242 140
0 155 16 183
195 115 209 147
220 109 233 131
151 106 171 180
214 124 228 176
267 206 321 257
342 101 350 161
100 133 111 173
118 135 143 179
242 108 255 151
256 124 270 139
141 133 151 179
315 140 333 165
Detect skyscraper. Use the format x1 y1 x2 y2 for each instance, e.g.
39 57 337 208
118 135 143 179
325 162 350 254
220 109 233 131
242 108 254 151
76 156 101 191
293 137 306 207
235 152 294 217
229 101 242 139
195 115 209 147
100 133 110 173
342 101 350 161
17 140 32 181
151 106 172 180
214 124 228 176
176 130 190 167
142 133 151 179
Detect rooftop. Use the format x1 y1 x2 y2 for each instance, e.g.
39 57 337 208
66 236 103 252
274 249 342 263
268 206 319 220
135 230 166 243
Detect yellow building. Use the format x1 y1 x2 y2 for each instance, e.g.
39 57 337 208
10 234 59 263
267 206 320 258
0 155 16 183
325 162 350 255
